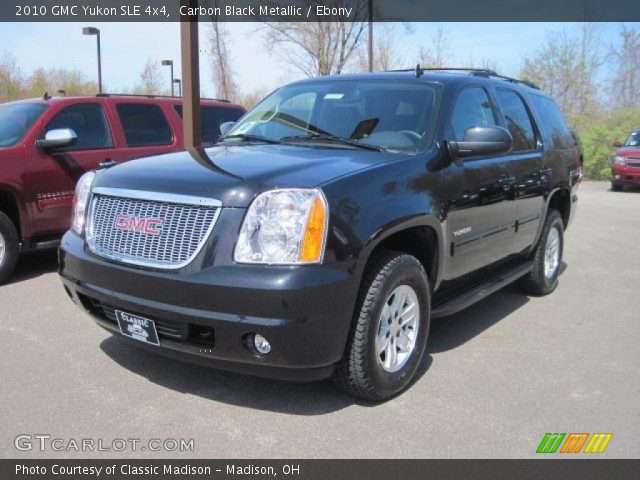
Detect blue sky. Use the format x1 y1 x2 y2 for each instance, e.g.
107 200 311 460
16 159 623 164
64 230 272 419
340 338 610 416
1 22 637 97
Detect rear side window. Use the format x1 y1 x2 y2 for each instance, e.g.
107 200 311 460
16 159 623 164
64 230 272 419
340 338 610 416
116 103 173 147
450 86 498 141
529 95 572 150
174 105 244 143
495 89 537 152
45 103 112 150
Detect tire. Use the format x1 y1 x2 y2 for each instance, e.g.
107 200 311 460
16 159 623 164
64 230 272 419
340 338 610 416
0 211 20 285
520 209 564 296
333 250 430 401
611 183 623 192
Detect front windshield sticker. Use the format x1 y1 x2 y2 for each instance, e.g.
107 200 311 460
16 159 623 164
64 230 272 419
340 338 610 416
324 93 345 100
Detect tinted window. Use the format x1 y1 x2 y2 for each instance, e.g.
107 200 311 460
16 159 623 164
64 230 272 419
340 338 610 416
495 89 536 152
174 105 244 143
529 95 572 150
450 87 498 141
0 103 47 148
116 103 172 147
625 132 640 147
45 103 112 150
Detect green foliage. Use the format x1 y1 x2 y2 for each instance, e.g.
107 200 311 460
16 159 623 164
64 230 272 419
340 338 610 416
575 109 640 180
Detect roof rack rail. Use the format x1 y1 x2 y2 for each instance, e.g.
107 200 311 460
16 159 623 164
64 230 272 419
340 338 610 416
95 93 230 103
386 66 540 90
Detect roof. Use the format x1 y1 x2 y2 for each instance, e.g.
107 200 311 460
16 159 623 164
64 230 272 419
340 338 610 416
290 69 546 95
2 94 243 108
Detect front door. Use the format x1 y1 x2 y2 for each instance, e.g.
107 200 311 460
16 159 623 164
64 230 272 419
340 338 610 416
441 85 517 280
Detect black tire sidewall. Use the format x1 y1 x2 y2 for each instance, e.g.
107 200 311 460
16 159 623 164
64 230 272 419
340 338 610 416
0 212 19 283
537 212 564 292
365 257 430 399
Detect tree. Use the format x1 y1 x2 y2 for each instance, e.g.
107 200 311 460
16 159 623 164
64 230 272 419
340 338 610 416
519 25 603 123
419 26 452 69
608 25 640 109
354 23 404 72
259 1 369 77
0 51 23 102
134 59 164 95
208 21 240 102
24 68 99 98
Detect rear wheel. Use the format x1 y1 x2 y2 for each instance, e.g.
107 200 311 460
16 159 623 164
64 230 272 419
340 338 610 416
0 211 19 284
520 209 564 296
333 250 430 401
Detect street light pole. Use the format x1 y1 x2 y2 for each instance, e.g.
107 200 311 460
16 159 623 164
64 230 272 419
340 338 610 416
368 0 373 72
162 60 174 96
82 27 102 94
173 79 182 97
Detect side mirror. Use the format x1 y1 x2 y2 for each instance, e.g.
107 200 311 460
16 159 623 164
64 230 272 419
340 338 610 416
36 128 77 152
448 125 513 159
219 122 235 138
612 140 623 148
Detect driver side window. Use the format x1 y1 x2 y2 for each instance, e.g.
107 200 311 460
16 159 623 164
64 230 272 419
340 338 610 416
450 87 498 141
45 103 112 151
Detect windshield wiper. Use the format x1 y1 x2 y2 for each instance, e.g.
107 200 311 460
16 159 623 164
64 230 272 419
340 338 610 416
280 134 384 151
221 133 281 144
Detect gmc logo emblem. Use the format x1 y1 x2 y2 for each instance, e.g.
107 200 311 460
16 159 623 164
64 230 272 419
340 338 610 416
114 213 163 236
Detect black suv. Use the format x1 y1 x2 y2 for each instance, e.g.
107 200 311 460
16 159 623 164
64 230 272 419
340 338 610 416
59 69 580 400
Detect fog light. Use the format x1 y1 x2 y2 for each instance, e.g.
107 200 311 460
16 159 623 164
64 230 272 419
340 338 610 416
253 334 271 355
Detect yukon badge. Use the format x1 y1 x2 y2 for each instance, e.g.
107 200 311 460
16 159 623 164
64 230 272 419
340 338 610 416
114 213 163 236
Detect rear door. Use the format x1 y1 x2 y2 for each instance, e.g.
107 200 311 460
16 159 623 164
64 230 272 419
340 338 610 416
442 85 517 280
108 101 177 162
493 87 546 254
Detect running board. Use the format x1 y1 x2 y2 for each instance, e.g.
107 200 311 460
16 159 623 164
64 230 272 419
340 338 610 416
431 261 533 319
21 239 59 252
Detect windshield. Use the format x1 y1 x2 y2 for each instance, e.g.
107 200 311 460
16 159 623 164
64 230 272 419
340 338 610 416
625 132 640 147
0 102 48 148
223 80 441 153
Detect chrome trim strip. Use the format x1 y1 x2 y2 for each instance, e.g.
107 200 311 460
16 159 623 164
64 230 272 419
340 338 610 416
86 190 222 270
91 187 222 208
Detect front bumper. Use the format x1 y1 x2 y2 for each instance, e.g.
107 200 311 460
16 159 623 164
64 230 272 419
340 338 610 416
59 232 359 382
612 165 640 185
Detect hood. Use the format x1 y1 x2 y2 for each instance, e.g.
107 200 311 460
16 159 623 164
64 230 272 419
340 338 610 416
616 146 640 157
92 144 401 207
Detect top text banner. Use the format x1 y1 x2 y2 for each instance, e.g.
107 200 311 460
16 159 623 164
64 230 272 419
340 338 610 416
4 0 640 22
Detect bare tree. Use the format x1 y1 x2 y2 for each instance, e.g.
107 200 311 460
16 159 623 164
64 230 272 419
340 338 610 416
354 23 404 72
519 25 603 122
608 25 640 109
134 59 164 95
25 68 99 98
209 21 240 102
419 26 452 68
259 1 369 77
0 51 23 102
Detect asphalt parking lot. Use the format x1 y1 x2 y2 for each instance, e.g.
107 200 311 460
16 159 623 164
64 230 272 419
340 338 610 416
1 181 639 459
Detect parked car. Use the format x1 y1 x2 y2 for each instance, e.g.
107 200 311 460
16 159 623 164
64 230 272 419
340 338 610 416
59 69 580 400
0 94 245 282
611 129 640 191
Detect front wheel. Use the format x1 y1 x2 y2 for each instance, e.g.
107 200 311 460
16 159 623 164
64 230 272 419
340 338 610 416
611 183 623 192
333 250 430 401
0 211 20 285
520 209 564 296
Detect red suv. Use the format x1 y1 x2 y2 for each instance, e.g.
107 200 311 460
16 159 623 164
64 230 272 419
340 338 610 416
0 94 245 283
612 129 640 191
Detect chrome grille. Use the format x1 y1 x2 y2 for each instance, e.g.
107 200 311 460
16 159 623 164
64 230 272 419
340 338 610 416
86 188 221 269
627 158 640 168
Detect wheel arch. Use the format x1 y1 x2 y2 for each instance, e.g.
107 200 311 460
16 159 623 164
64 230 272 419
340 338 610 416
0 187 22 240
357 215 445 292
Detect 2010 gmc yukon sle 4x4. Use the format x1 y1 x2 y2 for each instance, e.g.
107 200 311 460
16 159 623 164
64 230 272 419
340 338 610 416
0 94 244 283
59 69 580 400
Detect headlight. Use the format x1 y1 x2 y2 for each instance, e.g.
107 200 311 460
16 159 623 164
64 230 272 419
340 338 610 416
234 189 328 264
71 171 96 235
613 156 626 165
